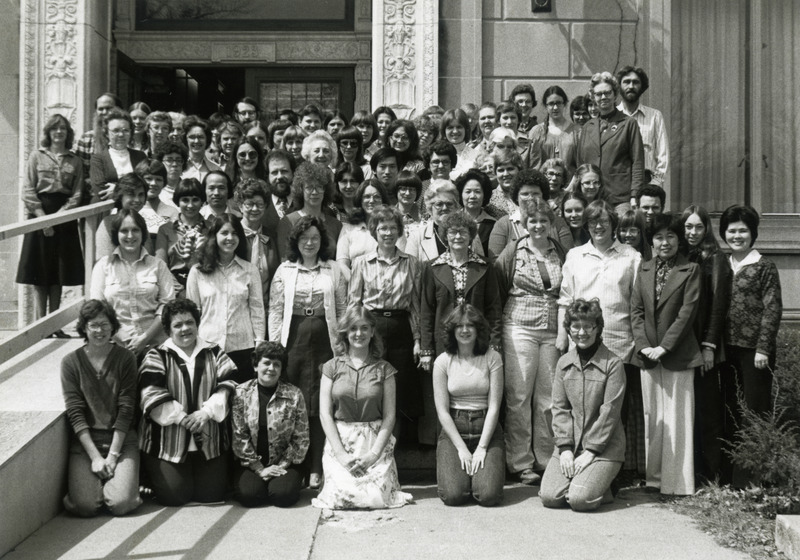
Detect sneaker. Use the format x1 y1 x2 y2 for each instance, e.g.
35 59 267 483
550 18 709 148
517 468 541 486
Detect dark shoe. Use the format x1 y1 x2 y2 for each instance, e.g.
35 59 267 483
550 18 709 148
511 468 541 486
51 329 71 339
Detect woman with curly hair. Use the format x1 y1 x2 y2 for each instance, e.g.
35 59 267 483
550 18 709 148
186 214 264 383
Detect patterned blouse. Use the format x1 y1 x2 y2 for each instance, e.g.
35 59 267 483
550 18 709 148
432 249 487 306
232 379 310 472
725 251 782 355
504 238 563 330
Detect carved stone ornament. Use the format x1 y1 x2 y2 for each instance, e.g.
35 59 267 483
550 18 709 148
44 0 78 123
383 0 417 117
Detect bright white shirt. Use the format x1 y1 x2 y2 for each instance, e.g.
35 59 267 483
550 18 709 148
618 102 669 187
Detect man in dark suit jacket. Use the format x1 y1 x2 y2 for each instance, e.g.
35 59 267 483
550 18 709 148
262 149 298 242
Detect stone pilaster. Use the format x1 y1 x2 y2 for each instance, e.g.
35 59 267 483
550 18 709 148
372 0 438 118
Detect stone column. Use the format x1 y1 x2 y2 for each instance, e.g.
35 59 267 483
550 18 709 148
372 0 439 118
18 0 113 325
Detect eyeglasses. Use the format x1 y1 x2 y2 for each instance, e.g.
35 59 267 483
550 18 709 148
87 321 112 331
362 194 383 202
546 101 564 109
431 201 456 210
303 185 324 192
545 171 564 179
581 180 602 188
391 133 410 142
593 89 615 98
162 157 183 165
299 235 321 244
430 159 451 168
237 151 258 161
447 228 469 239
588 218 611 228
242 201 265 210
569 324 597 334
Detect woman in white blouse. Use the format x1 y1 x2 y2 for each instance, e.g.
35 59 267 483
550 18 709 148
269 215 347 489
90 108 147 202
186 214 265 384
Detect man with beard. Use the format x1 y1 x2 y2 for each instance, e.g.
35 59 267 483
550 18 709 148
75 92 122 202
233 97 260 128
262 149 297 241
616 66 669 188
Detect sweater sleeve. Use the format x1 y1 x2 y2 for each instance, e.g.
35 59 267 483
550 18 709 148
757 261 783 356
61 352 90 434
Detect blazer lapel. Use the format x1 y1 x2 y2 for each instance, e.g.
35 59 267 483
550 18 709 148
463 261 485 295
422 222 439 261
640 260 657 315
657 257 692 310
433 261 456 294
599 115 625 146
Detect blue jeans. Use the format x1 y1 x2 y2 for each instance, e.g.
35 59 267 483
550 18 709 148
436 409 505 506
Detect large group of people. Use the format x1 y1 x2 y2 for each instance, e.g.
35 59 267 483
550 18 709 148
16 64 784 516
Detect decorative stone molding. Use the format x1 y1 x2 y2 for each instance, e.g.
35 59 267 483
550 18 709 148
44 0 78 123
372 0 438 118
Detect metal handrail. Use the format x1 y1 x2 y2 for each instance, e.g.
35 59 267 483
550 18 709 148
0 200 114 364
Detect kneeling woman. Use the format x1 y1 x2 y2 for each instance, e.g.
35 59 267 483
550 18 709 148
540 298 626 512
232 341 310 507
61 300 141 517
312 306 413 509
138 299 238 506
433 304 504 506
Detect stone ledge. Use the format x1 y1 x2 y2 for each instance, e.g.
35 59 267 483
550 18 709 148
777 515 800 560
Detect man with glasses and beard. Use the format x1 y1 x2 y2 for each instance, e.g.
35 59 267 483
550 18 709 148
262 149 298 241
616 66 669 188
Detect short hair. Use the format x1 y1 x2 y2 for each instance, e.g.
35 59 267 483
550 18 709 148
156 141 189 169
680 205 719 256
563 298 604 338
719 204 760 247
278 109 298 125
395 170 423 202
509 83 538 108
492 147 524 171
512 168 550 204
647 212 686 250
440 210 478 242
237 178 269 203
569 96 589 120
110 208 148 247
422 105 445 118
590 71 620 96
76 299 121 341
413 115 439 141
299 104 323 121
40 113 74 149
616 66 650 95
161 299 202 336
134 158 167 182
368 204 405 239
424 178 460 206
372 106 398 124
234 96 260 117
520 197 555 226
369 147 400 172
443 304 491 356
287 214 332 263
584 200 619 232
267 119 292 150
336 126 366 165
217 119 245 138
173 177 206 206
455 169 492 208
197 214 249 273
203 169 233 200
424 140 458 169
105 108 134 132
265 148 297 174
291 162 333 208
280 125 308 149
96 92 122 109
146 111 173 132
113 173 147 209
439 109 471 142
616 209 648 254
541 158 567 179
301 130 338 167
251 341 288 375
542 85 569 106
488 128 518 151
637 184 666 208
182 115 212 146
333 305 384 358
350 110 379 145
496 101 523 123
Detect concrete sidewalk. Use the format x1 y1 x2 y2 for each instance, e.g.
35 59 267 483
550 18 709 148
3 484 748 560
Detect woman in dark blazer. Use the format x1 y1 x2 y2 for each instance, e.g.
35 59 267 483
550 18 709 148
419 211 502 445
631 212 702 496
576 72 644 215
90 108 147 202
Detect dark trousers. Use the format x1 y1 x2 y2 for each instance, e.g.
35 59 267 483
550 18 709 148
721 345 774 488
234 465 303 508
227 348 256 384
694 365 724 482
143 452 228 507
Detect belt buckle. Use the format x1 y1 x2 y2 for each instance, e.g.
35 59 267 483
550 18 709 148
304 308 314 316
382 311 392 318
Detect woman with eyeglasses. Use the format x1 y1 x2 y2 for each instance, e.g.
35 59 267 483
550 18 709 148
232 137 266 187
238 179 280 308
336 180 392 270
90 108 148 202
540 299 626 511
387 119 425 175
527 87 579 176
419 211 502 445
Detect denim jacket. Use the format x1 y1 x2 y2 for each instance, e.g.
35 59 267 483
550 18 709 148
232 379 310 471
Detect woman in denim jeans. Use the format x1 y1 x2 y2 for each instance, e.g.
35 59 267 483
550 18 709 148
433 304 504 506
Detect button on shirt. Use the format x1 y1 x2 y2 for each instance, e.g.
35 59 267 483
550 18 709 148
90 248 175 345
559 241 641 362
618 102 669 186
506 239 563 330
186 256 265 352
322 355 397 422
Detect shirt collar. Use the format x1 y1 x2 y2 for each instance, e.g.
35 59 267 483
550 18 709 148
730 249 762 270
111 246 149 263
164 337 214 363
433 249 485 267
366 249 409 264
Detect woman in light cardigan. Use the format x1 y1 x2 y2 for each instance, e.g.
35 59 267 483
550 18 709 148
269 215 347 489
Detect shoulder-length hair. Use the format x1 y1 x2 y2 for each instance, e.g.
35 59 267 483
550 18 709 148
232 136 266 182
349 179 391 225
113 172 147 210
439 109 471 143
197 214 249 273
681 204 719 258
287 214 332 263
267 119 292 150
336 126 366 165
76 299 121 341
616 209 650 258
386 119 421 165
41 113 75 149
333 305 384 359
443 304 491 356
584 200 619 233
350 110 379 146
